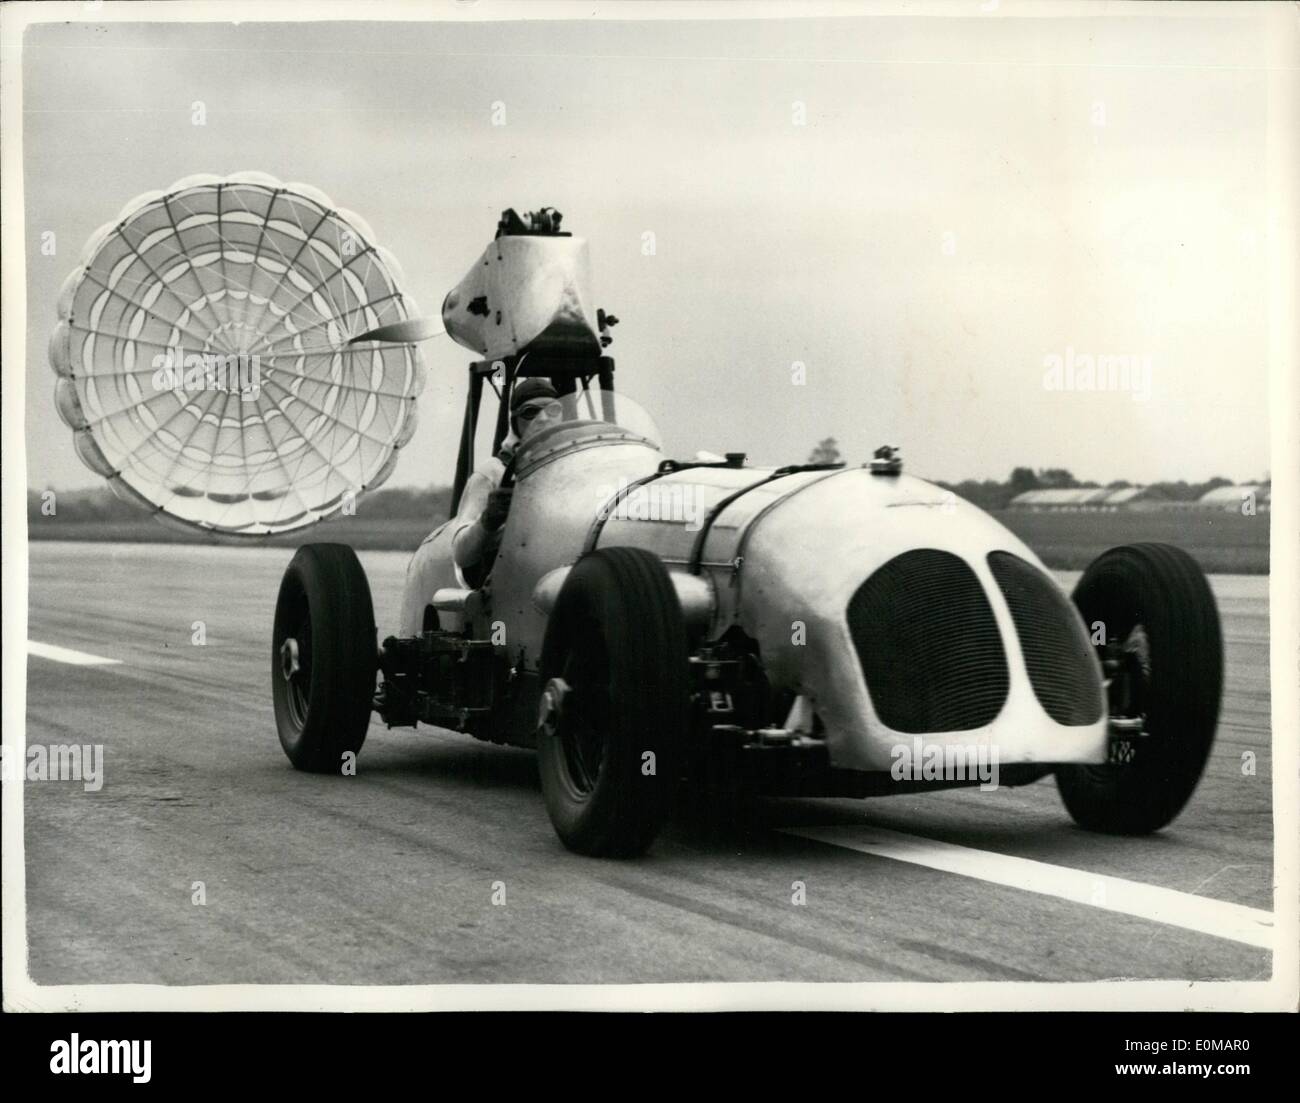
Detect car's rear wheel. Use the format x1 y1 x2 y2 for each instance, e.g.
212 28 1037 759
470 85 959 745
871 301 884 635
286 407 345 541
1056 542 1222 834
538 547 690 857
272 543 377 773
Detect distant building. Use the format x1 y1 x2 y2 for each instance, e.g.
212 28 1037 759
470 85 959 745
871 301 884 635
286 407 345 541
1009 488 1107 511
1008 486 1171 512
1196 484 1269 512
1100 487 1143 506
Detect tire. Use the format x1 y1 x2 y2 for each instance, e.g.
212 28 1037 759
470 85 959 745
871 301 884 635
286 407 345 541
538 548 691 857
272 543 377 773
1056 542 1222 834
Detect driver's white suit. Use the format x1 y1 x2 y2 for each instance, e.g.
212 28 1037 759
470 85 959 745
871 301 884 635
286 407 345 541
452 379 561 579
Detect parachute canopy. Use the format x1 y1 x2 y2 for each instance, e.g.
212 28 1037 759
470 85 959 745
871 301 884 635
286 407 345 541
49 171 428 537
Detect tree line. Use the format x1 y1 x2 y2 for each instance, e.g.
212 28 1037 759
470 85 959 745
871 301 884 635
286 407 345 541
805 437 1263 512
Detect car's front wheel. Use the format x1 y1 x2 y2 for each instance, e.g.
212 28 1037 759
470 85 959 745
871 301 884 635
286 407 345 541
272 543 377 773
1056 542 1222 834
538 548 691 857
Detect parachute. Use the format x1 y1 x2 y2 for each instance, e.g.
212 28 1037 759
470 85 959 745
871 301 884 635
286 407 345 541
49 171 429 537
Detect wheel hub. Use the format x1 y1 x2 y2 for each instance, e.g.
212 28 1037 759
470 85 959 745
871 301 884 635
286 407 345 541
280 637 301 681
1103 625 1151 762
537 677 570 739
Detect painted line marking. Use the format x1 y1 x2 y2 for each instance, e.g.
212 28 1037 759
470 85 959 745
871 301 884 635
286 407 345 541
27 641 122 667
783 824 1273 951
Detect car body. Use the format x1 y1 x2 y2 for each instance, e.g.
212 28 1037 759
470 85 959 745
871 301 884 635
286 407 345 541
271 206 1222 856
398 418 1108 777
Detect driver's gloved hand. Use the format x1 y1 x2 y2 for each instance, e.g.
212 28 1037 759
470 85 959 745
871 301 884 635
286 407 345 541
482 487 513 531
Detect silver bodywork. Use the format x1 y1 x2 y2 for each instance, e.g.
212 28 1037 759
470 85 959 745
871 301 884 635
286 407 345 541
400 419 1109 772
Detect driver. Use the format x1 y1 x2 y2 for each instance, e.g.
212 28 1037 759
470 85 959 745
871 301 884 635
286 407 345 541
452 376 562 581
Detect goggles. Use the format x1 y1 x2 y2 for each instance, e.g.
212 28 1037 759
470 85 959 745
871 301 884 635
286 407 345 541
516 401 556 423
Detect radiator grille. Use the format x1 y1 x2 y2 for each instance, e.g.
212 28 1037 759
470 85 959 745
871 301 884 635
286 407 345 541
987 551 1104 726
847 550 1009 733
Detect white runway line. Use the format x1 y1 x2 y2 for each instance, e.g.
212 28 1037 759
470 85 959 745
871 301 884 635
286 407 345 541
783 824 1274 950
27 641 122 667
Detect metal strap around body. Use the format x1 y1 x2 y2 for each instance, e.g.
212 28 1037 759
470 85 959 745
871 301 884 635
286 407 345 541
727 465 859 600
583 466 683 553
687 463 846 575
582 456 755 554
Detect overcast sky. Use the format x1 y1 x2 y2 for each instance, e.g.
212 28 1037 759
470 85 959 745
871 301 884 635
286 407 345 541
21 9 1273 490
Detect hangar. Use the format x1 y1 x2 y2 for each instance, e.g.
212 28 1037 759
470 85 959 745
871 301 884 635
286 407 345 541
1008 486 1171 512
1196 484 1270 512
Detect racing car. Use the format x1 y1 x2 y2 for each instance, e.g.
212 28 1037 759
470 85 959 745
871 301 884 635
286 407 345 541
271 207 1223 857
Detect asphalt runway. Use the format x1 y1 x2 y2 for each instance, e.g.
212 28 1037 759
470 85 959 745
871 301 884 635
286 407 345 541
22 542 1274 985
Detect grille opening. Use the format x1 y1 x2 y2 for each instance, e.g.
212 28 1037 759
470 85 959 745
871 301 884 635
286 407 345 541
986 551 1104 726
847 549 1009 733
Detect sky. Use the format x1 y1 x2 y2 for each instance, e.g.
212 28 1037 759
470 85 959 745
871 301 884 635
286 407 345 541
19 8 1275 491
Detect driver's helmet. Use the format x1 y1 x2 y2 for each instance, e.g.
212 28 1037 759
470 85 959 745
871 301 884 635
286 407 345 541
507 377 662 451
510 376 561 436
